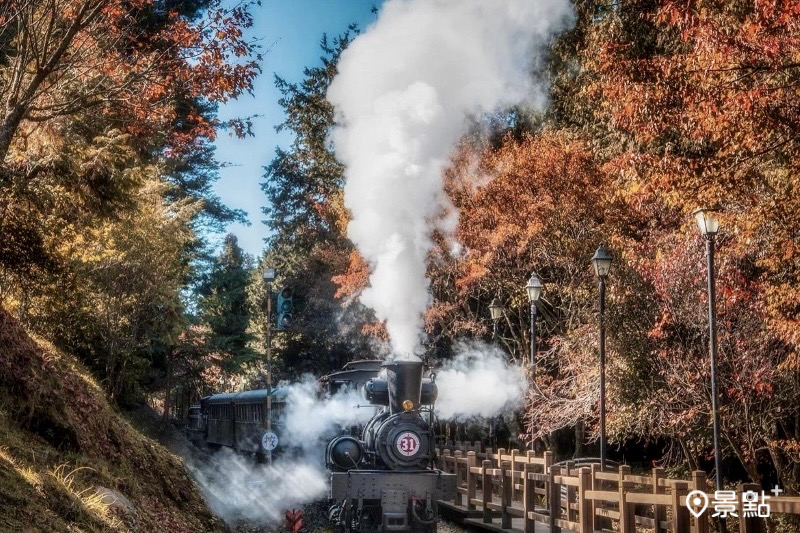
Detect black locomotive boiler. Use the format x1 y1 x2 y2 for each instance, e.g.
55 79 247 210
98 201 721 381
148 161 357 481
326 360 456 533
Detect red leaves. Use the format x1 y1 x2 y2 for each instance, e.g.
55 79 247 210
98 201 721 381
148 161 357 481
2 0 261 162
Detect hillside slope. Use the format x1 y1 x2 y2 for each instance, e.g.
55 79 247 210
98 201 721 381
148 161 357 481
0 308 226 532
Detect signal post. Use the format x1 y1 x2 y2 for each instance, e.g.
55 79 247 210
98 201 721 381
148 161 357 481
262 268 276 465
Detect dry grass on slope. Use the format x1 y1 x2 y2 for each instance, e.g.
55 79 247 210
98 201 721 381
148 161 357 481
0 308 227 532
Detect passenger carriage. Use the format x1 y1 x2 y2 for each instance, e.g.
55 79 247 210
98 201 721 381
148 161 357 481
199 388 287 455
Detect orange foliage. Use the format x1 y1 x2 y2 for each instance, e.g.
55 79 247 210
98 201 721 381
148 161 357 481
583 0 800 354
445 131 610 294
333 250 370 300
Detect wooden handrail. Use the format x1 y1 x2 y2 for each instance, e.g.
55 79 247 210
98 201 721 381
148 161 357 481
436 444 800 533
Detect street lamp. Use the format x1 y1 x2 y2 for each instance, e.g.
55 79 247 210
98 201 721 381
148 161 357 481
526 273 543 370
693 208 725 506
591 244 612 471
489 297 504 338
526 272 543 452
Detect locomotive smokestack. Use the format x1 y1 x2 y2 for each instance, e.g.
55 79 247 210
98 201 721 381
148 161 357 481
383 360 423 414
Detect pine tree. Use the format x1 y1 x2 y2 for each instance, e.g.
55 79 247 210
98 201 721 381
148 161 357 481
198 234 256 376
260 29 376 378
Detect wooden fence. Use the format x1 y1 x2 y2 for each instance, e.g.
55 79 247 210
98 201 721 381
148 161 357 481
437 441 800 533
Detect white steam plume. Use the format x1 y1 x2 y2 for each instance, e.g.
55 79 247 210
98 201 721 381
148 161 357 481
281 375 378 452
186 378 375 526
329 0 573 356
187 451 327 525
435 342 528 420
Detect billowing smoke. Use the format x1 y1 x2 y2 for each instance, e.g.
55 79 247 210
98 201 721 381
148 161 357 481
187 451 327 525
435 342 528 420
329 0 573 356
281 375 378 452
186 378 375 526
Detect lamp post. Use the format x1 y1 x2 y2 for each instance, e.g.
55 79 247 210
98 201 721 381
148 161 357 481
488 296 505 445
591 244 612 471
525 273 543 371
693 208 725 522
489 297 504 338
263 267 276 465
526 273 543 452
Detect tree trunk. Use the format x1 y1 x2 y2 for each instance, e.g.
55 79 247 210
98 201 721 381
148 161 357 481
678 437 698 471
163 354 173 422
574 418 585 458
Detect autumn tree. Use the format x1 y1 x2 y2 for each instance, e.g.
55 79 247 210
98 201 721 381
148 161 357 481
0 0 262 406
0 0 260 275
428 131 627 453
555 0 800 490
420 1 800 491
23 175 196 401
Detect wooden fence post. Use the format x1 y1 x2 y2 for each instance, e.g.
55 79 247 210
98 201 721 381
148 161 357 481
652 467 666 533
672 481 690 533
544 451 554 471
739 483 762 533
591 463 601 532
544 451 554 513
501 460 512 529
578 467 592 533
618 465 633 533
441 449 450 473
566 461 577 523
454 450 463 506
691 471 709 533
467 451 477 511
511 449 520 501
524 462 536 533
549 465 562 533
482 459 492 524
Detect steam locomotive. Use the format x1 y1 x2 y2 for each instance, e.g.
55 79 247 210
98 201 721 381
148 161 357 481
325 360 456 533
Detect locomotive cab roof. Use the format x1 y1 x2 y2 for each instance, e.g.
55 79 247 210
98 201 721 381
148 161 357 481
341 359 383 371
320 360 383 392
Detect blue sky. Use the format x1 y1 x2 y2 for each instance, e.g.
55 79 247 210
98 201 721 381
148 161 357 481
211 0 382 258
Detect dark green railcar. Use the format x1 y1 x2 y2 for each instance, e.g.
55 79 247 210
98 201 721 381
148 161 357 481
199 388 287 455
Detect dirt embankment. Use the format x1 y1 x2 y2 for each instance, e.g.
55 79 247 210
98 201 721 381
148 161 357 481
0 308 227 532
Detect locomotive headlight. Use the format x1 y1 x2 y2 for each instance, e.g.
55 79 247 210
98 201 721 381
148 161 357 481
402 400 414 412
